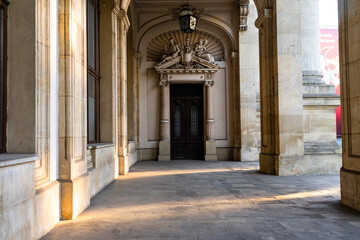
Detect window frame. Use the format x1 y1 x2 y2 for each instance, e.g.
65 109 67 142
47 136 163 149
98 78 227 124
86 0 101 144
0 0 9 153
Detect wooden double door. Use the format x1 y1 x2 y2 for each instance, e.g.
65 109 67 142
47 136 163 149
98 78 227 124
170 84 204 160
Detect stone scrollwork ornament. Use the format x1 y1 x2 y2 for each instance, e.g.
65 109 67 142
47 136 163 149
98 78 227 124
239 0 250 31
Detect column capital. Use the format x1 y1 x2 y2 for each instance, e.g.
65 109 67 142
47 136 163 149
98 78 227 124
205 72 215 80
205 80 214 87
159 79 169 87
159 73 169 87
205 72 215 87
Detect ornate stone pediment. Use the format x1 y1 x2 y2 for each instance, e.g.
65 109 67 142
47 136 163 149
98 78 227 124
155 56 218 73
154 37 219 74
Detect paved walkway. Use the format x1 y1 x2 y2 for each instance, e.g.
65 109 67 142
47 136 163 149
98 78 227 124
43 161 360 240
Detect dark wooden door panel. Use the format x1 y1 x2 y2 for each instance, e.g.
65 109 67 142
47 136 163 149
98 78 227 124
170 84 204 160
172 144 186 160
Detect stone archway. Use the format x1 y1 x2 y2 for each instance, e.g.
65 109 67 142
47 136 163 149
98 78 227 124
120 0 336 175
134 3 238 161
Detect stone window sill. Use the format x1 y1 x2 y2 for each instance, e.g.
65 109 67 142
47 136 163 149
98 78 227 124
0 153 39 168
87 143 114 150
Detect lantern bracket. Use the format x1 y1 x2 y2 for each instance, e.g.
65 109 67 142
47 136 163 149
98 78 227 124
170 5 204 21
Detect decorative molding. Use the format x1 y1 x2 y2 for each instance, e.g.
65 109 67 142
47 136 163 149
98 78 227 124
239 0 249 31
147 29 226 62
302 70 325 84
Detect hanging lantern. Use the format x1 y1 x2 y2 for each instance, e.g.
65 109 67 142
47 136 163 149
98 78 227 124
179 6 197 34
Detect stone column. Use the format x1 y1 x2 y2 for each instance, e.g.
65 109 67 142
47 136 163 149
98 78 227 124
232 51 241 161
256 4 305 176
135 53 141 151
338 0 360 211
238 0 260 161
158 74 171 161
301 0 341 174
58 0 89 220
205 78 217 161
301 0 322 83
112 6 120 176
118 11 130 175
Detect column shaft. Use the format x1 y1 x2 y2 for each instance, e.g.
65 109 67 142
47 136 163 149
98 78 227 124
158 77 171 161
58 0 89 219
118 14 130 174
160 85 170 141
206 83 215 141
301 0 341 174
205 80 217 161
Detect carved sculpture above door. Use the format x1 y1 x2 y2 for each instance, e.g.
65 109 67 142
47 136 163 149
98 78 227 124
147 29 226 63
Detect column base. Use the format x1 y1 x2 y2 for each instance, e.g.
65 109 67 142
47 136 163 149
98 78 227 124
233 147 240 161
259 152 276 175
59 172 90 220
205 140 217 161
260 153 306 176
119 154 129 175
341 168 360 211
158 141 171 161
304 142 341 175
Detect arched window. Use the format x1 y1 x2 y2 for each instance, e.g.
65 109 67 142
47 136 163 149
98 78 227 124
0 0 8 153
87 0 100 143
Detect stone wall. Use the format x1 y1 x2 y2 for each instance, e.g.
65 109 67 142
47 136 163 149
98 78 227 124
88 144 116 197
0 0 61 239
0 157 36 240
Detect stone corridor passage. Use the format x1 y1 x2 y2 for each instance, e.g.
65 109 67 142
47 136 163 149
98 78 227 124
43 161 360 240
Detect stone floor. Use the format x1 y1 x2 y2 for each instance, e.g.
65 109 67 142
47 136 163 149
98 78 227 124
43 161 360 240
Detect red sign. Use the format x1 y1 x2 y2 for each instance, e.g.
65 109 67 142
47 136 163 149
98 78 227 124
320 29 341 137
